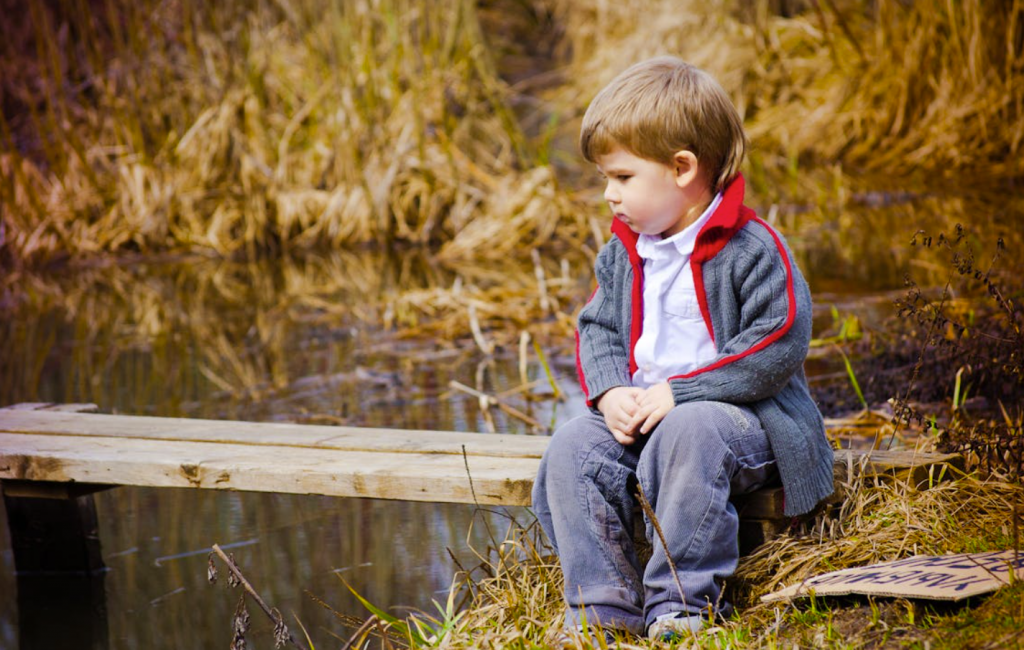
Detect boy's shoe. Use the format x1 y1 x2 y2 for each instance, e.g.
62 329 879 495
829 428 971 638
553 624 629 649
646 612 705 643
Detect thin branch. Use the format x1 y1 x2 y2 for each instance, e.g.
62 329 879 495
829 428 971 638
211 543 310 650
449 380 546 430
635 483 700 639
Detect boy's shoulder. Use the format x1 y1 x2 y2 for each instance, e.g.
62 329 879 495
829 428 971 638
596 229 630 264
712 216 795 261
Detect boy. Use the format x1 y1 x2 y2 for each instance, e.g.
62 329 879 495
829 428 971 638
532 57 834 642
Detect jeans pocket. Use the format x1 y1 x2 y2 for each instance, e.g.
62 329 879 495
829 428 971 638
730 453 778 495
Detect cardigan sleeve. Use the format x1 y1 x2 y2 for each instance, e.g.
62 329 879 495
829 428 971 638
576 242 633 407
668 225 813 405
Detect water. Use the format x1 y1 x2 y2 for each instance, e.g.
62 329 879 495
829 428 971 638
0 252 589 649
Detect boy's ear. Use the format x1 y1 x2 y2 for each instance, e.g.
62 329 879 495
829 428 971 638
671 150 701 189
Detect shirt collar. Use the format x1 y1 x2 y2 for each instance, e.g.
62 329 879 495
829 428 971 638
636 191 724 261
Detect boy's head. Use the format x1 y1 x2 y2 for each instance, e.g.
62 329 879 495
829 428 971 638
580 57 746 194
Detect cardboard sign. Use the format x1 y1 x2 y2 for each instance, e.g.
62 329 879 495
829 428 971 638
762 550 1024 602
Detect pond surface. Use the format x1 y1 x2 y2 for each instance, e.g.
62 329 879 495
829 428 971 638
1 191 1018 648
0 251 594 649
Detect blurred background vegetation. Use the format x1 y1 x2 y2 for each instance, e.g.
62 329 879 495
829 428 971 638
3 0 1021 264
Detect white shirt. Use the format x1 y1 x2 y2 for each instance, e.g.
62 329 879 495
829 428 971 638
631 193 723 388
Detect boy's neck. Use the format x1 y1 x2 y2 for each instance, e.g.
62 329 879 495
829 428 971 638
663 187 715 239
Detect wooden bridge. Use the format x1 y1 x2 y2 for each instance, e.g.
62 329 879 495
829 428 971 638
1 402 964 576
0 402 543 506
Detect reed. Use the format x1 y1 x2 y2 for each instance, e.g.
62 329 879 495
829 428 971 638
0 0 584 265
552 0 1024 197
4 0 1022 287
742 0 1024 190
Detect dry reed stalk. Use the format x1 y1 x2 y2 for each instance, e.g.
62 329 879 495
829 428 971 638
210 543 310 650
1 0 588 266
447 379 547 431
553 0 1024 194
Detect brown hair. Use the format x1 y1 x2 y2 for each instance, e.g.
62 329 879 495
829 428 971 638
580 57 747 193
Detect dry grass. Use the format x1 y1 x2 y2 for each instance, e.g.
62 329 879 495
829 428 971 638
5 0 1022 269
551 0 1024 198
736 464 1023 606
366 467 1024 649
742 0 1024 190
0 0 587 265
4 0 1023 349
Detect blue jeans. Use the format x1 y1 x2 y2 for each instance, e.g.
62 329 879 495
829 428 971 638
532 401 777 634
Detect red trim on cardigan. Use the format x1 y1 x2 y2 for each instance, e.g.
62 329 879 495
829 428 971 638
691 176 753 343
692 260 715 345
611 219 644 377
671 217 797 381
574 289 598 404
692 175 752 265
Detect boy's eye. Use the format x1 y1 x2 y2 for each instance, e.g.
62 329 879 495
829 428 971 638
617 175 631 181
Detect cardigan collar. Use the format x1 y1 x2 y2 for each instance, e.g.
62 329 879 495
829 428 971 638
610 174 754 266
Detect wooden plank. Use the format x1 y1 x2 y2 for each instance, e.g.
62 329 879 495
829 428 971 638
0 403 54 411
0 432 537 506
2 480 113 500
732 449 963 519
738 518 789 556
733 486 785 519
833 448 964 487
40 403 100 413
0 409 549 459
0 408 964 512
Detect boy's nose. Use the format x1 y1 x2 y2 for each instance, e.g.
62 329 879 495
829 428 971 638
604 184 619 204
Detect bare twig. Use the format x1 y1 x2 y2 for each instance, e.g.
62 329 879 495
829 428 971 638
635 483 699 638
462 444 501 557
211 543 310 650
449 380 546 430
468 304 495 355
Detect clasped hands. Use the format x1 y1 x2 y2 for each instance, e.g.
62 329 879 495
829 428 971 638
596 382 675 445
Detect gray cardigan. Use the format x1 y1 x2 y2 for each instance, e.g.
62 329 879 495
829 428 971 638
575 176 834 516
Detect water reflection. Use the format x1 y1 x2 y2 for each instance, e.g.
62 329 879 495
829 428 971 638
93 489 529 649
770 190 1023 293
0 250 588 649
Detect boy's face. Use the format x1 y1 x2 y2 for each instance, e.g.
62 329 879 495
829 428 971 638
595 147 698 239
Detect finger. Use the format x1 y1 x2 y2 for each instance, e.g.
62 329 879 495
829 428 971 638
608 414 631 436
611 428 636 445
637 391 662 409
638 407 669 434
628 404 657 434
627 402 656 428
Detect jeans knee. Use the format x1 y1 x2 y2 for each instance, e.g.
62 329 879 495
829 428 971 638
638 403 734 486
656 403 722 446
544 415 605 471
